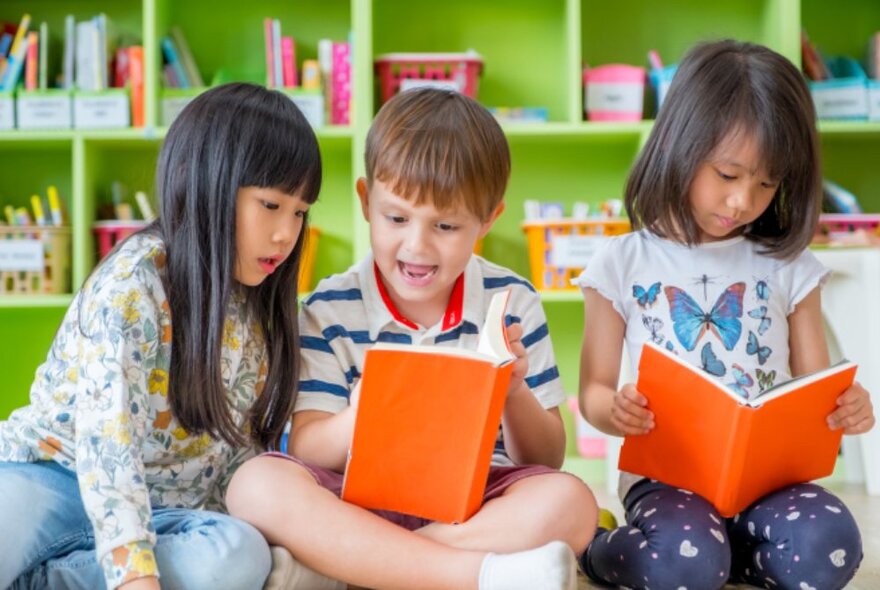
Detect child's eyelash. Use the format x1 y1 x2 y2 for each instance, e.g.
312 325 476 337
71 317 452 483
262 200 279 210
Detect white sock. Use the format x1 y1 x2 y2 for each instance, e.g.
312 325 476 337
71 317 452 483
478 540 576 590
263 545 346 590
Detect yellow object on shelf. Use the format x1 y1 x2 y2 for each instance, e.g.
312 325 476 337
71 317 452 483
298 226 321 293
522 218 630 291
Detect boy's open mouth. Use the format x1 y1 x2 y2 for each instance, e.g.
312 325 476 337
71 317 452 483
399 261 437 281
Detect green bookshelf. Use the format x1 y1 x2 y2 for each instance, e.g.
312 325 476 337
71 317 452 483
2 0 880 419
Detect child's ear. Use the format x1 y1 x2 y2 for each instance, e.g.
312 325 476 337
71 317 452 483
478 201 505 238
356 177 370 221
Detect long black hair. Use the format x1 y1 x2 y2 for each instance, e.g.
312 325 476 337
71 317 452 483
154 82 321 449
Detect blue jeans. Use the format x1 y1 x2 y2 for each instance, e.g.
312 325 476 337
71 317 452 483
0 461 272 590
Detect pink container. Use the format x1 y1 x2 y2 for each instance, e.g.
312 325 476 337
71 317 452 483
93 220 149 259
583 64 646 122
566 398 607 459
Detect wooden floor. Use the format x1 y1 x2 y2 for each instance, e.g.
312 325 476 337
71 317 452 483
579 476 879 589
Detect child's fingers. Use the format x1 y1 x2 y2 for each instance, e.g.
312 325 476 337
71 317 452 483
827 398 872 431
504 321 523 344
843 414 876 435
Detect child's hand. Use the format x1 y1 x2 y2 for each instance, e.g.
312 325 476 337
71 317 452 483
828 381 876 435
611 383 654 436
504 321 529 395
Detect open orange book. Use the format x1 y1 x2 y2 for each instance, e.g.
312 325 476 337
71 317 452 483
619 342 858 517
341 289 514 523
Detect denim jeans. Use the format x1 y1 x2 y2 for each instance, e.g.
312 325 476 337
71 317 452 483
0 461 272 590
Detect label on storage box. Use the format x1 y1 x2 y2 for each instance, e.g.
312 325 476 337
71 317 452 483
0 240 44 272
550 235 606 268
16 95 72 129
74 94 131 129
586 82 644 114
0 95 13 130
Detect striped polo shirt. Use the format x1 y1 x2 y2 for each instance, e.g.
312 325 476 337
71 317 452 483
295 252 564 465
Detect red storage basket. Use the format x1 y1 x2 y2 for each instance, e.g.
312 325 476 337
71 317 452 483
375 52 483 104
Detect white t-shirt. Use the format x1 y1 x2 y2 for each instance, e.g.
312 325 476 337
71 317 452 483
574 230 829 498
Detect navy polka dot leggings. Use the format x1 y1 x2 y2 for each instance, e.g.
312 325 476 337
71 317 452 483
582 480 862 590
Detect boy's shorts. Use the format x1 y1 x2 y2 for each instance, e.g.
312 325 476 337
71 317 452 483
262 451 560 530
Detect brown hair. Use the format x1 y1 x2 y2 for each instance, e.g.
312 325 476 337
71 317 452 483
626 39 822 259
365 88 510 221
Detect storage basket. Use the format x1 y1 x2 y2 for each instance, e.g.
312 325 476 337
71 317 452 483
375 52 483 104
0 226 71 295
522 218 630 290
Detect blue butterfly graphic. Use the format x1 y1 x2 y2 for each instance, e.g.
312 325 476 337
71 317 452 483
727 363 754 397
756 368 777 392
748 306 771 335
755 279 770 301
700 342 726 377
633 282 662 309
746 331 772 365
642 316 664 344
664 282 745 352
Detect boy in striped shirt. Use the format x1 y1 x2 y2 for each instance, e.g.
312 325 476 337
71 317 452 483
228 88 598 590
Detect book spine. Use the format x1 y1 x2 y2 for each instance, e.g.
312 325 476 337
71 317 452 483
281 36 296 88
24 31 37 91
38 22 47 90
63 15 74 90
128 45 144 127
161 37 189 89
714 407 752 516
331 41 351 125
263 18 274 88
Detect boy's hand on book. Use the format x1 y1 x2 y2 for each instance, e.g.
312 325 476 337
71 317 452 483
612 384 655 436
828 381 876 435
504 321 529 395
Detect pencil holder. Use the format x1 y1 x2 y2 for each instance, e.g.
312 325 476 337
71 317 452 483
0 225 71 295
93 220 149 260
375 52 483 105
522 218 630 291
298 226 321 293
0 91 14 130
583 64 646 121
648 64 678 115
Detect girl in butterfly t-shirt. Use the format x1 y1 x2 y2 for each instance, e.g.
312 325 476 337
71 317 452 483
574 40 875 590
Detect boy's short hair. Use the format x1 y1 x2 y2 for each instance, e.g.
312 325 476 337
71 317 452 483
365 88 510 221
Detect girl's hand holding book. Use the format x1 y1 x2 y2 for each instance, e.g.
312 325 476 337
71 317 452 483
612 383 654 436
828 381 876 435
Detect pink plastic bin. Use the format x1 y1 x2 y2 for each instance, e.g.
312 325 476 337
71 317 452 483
566 398 607 459
583 64 646 122
375 52 483 104
93 220 149 259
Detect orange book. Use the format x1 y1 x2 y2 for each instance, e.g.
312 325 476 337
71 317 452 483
128 45 144 127
342 289 514 523
619 342 857 517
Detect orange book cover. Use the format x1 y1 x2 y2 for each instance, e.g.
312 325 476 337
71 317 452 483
619 342 857 517
342 289 514 523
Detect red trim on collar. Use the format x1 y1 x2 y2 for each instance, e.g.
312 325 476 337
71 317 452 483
372 263 466 331
441 273 465 331
374 263 419 330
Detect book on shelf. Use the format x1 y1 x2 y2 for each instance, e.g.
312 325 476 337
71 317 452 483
341 288 515 523
619 341 858 517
